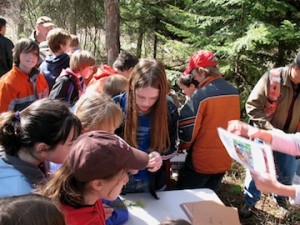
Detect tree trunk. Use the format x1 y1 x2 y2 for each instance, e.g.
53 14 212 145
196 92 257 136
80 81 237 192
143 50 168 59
69 0 77 34
136 25 144 58
104 0 120 65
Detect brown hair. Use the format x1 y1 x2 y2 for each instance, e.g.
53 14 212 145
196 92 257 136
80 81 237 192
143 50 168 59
103 74 129 97
0 194 65 225
74 92 122 132
125 59 170 153
47 28 71 53
40 163 122 207
13 38 39 66
70 50 95 73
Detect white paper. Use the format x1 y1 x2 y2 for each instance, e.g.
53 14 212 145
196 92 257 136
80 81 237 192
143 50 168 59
217 127 276 179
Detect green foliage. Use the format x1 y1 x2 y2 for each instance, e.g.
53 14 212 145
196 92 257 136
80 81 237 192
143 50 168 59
158 0 300 119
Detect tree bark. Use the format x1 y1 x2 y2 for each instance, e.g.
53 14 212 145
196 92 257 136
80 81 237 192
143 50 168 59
104 0 120 65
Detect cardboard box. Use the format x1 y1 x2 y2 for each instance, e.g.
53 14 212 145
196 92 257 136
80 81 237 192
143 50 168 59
180 200 240 225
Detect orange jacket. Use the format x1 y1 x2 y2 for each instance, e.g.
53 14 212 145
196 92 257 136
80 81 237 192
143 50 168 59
86 65 118 93
0 66 49 112
179 76 240 174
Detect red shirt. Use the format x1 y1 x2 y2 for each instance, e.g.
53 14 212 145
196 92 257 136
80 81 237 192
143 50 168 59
61 200 105 225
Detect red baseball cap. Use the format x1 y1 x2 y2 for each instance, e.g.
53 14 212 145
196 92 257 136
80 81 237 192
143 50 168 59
68 130 149 182
183 50 218 75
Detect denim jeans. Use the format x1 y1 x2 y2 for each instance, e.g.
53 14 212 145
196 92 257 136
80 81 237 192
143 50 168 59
122 175 149 194
177 165 225 192
244 151 296 207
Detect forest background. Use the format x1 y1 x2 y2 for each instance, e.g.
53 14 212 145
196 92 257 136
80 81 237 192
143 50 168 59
2 0 300 119
2 0 300 224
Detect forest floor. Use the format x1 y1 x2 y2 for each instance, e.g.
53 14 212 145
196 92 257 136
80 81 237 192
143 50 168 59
218 162 300 225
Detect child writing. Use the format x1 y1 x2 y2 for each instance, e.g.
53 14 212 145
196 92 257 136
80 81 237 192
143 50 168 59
49 50 95 106
113 59 178 195
40 130 149 225
0 98 82 197
0 38 49 113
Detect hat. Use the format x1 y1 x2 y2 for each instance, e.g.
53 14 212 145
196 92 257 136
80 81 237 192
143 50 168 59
36 16 54 27
68 130 149 182
294 52 300 67
183 50 218 75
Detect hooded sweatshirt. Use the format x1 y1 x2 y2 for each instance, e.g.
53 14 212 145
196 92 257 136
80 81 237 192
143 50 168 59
40 53 70 90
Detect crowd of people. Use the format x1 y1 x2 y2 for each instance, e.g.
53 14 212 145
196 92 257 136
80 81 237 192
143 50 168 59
0 15 300 225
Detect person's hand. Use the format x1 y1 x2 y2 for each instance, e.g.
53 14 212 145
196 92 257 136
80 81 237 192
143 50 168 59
227 120 252 137
250 170 279 194
147 151 163 172
103 203 114 220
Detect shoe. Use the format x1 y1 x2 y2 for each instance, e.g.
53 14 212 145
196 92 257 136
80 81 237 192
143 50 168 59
238 204 253 219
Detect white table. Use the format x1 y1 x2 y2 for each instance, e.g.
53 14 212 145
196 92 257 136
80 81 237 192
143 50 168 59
123 188 223 225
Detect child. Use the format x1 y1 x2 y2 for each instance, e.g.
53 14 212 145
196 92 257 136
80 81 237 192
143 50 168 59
40 130 149 225
40 28 71 89
49 50 95 106
113 59 178 195
68 34 81 54
177 74 199 98
0 194 65 225
103 74 129 97
0 98 82 197
74 92 162 224
0 38 49 113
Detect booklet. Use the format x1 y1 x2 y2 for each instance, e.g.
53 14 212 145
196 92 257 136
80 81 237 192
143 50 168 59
217 127 276 179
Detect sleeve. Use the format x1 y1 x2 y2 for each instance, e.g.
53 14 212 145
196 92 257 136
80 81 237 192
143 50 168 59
271 131 300 156
246 72 274 130
178 94 203 150
166 100 178 154
0 81 17 113
5 40 14 70
102 197 129 225
49 76 72 101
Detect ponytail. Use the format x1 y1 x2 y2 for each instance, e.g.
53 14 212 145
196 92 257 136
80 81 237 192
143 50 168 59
0 111 22 156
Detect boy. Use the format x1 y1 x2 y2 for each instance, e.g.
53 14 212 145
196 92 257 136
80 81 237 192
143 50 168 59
49 50 95 106
40 28 71 89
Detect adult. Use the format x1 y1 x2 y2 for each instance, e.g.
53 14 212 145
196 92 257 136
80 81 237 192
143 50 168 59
227 120 300 205
0 17 14 77
0 98 82 197
113 59 178 195
242 51 300 214
177 50 240 192
30 16 54 45
29 16 55 64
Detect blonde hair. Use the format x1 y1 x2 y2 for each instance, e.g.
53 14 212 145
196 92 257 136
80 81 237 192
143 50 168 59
103 74 129 97
70 50 95 73
125 59 170 153
74 92 122 132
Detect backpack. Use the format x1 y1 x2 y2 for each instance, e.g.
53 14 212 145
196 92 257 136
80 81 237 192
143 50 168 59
264 67 284 119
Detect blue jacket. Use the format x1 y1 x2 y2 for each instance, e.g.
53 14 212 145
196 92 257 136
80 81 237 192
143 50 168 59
0 150 47 197
40 53 70 89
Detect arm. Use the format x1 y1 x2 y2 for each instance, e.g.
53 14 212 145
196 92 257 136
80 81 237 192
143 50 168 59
49 76 72 101
246 73 274 130
227 120 300 156
251 170 297 201
0 82 17 113
179 94 202 150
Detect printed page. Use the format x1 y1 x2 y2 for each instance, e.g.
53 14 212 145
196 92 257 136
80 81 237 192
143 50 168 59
217 127 276 179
